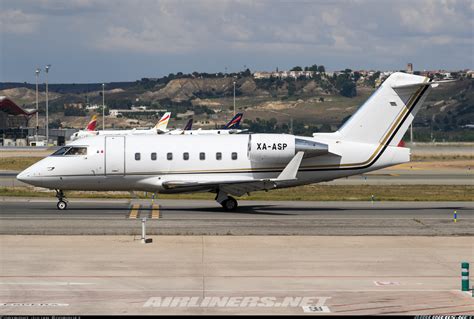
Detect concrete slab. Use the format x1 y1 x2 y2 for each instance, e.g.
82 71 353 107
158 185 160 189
0 235 473 315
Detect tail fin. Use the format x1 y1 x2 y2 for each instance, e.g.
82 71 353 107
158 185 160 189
338 72 432 146
155 112 171 131
183 118 193 131
224 112 243 129
86 115 97 131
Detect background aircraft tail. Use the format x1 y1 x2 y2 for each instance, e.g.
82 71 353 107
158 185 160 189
155 112 171 131
224 113 243 129
183 118 193 131
338 72 433 146
86 115 97 131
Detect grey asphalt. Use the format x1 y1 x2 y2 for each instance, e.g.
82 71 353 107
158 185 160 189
1 171 473 187
1 198 472 236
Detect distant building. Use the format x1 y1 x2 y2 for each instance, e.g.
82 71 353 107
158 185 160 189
0 96 36 130
86 104 100 110
64 103 84 110
407 63 413 74
253 72 272 79
108 108 166 118
131 106 147 111
0 96 37 146
253 70 316 80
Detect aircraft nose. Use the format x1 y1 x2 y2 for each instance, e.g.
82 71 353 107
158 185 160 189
16 170 32 183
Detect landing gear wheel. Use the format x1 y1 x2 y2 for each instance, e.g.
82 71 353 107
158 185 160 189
221 197 238 211
57 200 67 210
55 189 68 210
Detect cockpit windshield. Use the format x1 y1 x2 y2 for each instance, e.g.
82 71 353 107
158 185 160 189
51 146 87 156
51 147 70 156
65 147 87 155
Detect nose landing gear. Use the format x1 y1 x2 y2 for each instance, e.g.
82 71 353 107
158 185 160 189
55 189 68 210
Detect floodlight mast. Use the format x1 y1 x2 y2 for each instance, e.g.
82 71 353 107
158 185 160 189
35 68 41 142
45 64 51 145
102 83 105 129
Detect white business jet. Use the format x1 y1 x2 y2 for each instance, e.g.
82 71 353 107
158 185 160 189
70 112 172 141
18 73 440 211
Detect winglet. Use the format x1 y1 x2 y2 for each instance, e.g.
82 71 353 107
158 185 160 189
276 151 304 181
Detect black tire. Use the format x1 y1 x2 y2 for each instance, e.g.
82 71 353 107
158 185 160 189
57 200 67 210
222 197 238 211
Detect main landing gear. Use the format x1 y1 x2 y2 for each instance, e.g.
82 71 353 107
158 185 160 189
55 189 68 210
216 191 238 211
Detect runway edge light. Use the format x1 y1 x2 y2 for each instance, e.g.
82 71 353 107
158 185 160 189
461 262 469 292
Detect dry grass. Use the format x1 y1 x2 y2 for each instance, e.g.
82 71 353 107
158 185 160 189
0 157 44 171
1 184 472 201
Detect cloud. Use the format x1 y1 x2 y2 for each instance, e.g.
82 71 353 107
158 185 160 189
0 0 472 82
0 9 42 34
90 0 473 57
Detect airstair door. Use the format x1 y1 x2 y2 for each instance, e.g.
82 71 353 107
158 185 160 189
105 136 125 175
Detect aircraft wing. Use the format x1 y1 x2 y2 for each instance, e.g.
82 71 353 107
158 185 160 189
161 152 304 196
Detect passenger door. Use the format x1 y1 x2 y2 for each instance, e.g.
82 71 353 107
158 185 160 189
105 136 125 175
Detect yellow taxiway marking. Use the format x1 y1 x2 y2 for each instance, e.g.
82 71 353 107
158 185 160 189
151 204 160 219
128 204 140 219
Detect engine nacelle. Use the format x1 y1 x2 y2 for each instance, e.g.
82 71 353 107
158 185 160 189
248 134 329 163
248 134 296 163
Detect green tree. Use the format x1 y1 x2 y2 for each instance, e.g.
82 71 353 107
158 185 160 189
340 81 357 97
291 66 303 71
288 81 297 96
49 119 62 129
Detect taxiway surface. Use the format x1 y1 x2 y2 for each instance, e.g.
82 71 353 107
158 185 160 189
1 198 472 236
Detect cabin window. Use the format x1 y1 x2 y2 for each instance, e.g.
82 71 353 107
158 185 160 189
216 152 222 160
199 152 205 160
151 152 157 161
167 152 173 160
135 153 141 161
232 152 238 160
183 152 189 160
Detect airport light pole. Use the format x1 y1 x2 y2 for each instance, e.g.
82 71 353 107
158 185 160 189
102 83 105 129
45 64 51 144
35 68 41 141
233 81 236 117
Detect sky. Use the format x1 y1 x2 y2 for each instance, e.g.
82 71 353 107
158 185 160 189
1 0 473 83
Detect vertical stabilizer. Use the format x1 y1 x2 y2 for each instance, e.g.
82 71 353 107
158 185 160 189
155 112 171 131
338 72 432 146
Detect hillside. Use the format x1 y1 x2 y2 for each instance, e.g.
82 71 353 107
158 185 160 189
0 87 61 106
1 74 472 141
140 77 269 102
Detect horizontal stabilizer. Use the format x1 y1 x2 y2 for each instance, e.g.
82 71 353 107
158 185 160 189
391 79 456 90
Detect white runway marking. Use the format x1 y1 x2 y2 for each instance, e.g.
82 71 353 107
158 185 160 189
0 282 94 286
